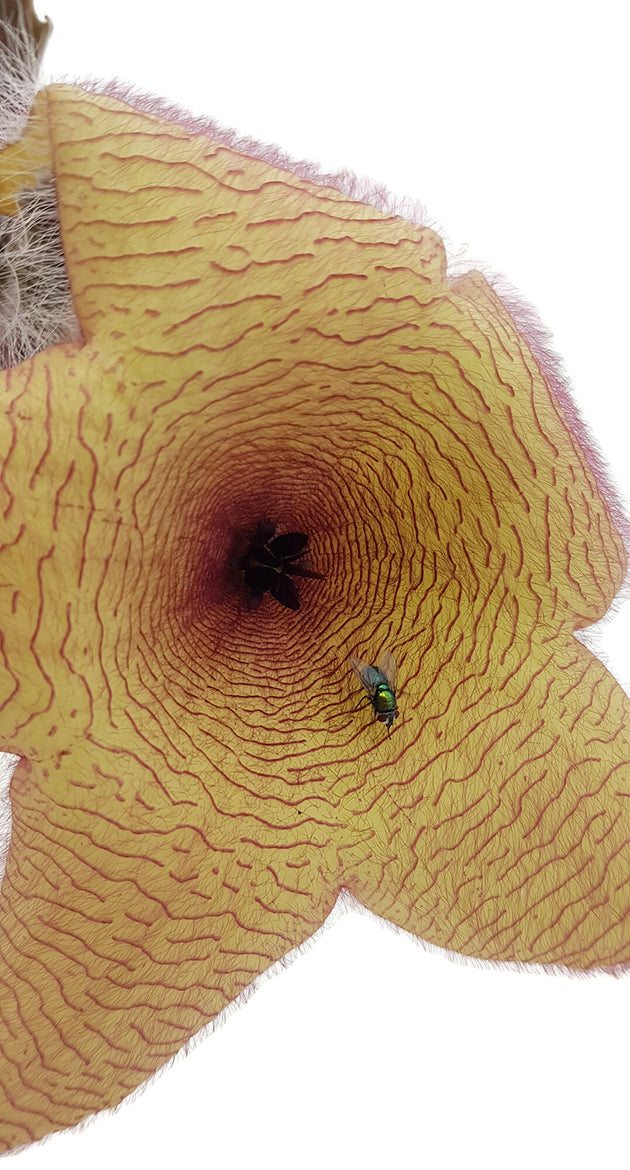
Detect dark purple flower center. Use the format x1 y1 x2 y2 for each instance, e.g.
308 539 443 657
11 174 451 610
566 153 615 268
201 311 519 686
237 521 325 610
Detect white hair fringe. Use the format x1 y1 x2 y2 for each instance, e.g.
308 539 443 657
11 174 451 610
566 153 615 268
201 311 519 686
0 6 80 370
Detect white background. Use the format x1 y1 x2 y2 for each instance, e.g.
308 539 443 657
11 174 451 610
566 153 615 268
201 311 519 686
3 0 630 1166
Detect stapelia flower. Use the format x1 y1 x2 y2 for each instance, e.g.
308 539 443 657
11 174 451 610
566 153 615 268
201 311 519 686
0 5 629 1153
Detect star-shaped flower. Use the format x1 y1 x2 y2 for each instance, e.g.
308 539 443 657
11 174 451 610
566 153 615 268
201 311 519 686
0 27 629 1152
236 521 325 610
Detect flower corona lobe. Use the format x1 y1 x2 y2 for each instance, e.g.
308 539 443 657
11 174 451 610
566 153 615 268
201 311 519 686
0 83 629 1149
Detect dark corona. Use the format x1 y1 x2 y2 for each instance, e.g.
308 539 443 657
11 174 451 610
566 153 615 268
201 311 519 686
237 521 324 610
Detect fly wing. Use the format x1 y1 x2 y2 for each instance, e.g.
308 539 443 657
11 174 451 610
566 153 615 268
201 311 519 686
350 656 382 694
350 655 369 686
377 648 398 691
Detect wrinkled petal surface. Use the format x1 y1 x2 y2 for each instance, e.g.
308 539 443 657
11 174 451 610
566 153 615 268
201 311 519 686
0 84 628 1148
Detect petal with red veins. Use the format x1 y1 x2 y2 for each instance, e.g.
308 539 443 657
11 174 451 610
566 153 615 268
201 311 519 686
0 81 628 1150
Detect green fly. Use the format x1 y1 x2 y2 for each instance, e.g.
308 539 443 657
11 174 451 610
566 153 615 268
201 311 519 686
350 649 398 733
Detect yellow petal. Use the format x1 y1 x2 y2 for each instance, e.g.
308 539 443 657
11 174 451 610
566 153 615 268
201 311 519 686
350 637 630 969
0 82 628 1148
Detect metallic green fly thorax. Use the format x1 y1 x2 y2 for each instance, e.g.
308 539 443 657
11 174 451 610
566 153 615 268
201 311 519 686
350 650 398 733
375 685 396 714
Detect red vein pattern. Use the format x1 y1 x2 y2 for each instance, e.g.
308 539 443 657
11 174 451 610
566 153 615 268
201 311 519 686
0 84 628 1149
